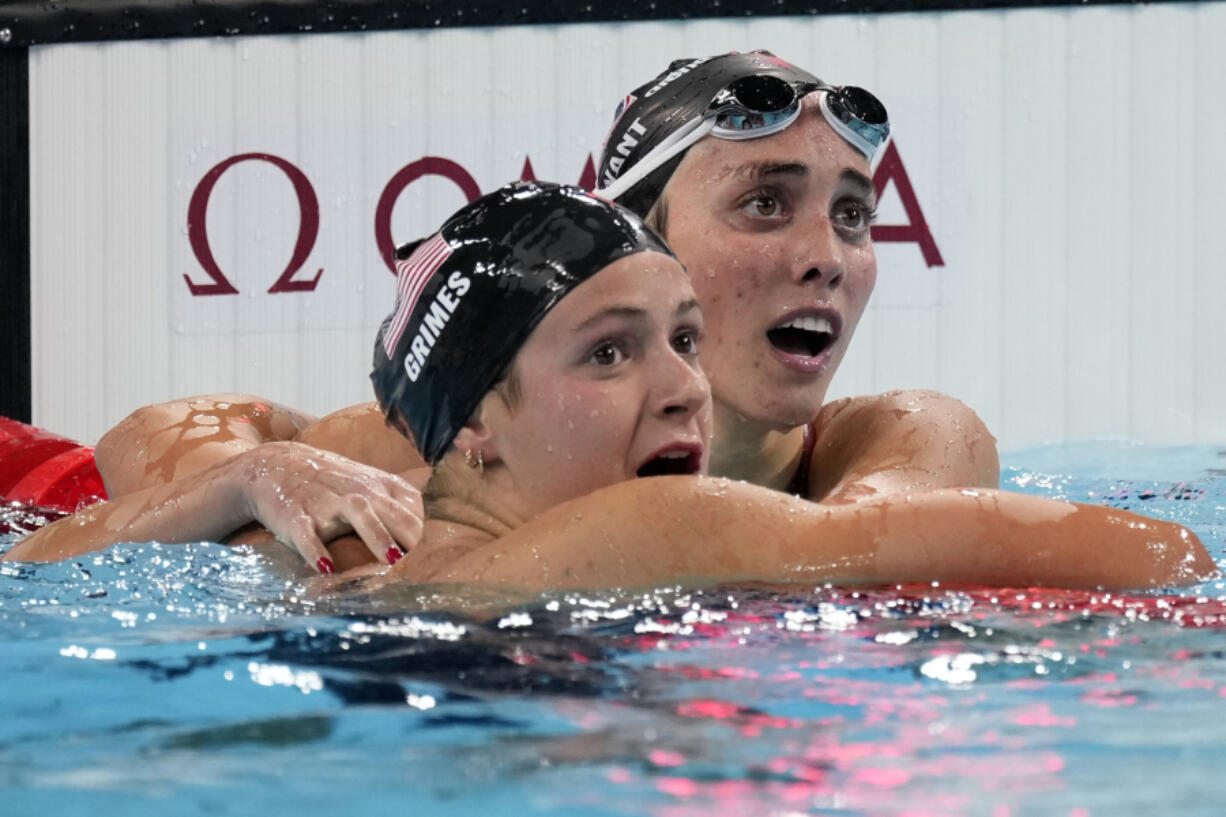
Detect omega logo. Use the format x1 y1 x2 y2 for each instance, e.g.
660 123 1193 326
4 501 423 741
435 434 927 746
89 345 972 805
185 144 941 297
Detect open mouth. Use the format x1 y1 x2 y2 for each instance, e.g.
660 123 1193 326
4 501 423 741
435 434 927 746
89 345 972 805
636 448 703 478
767 314 837 358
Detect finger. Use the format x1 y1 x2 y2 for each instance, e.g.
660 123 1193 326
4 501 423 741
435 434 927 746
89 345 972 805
370 495 425 554
341 495 401 565
279 513 336 575
379 475 425 517
389 481 426 517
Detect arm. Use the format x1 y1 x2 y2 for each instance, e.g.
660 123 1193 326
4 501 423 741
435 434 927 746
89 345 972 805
96 396 425 497
406 479 1215 592
808 389 1001 503
3 442 424 572
95 394 317 496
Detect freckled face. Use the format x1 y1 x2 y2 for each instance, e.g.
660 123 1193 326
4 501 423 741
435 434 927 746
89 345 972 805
660 100 878 430
481 253 713 519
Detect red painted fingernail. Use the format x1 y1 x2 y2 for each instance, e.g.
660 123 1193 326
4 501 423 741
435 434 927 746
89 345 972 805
386 546 403 565
316 557 335 575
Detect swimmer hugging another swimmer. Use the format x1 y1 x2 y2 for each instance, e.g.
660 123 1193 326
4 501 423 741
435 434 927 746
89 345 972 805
9 182 1215 592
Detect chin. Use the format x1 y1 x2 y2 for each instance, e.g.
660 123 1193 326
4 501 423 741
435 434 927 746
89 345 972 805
718 384 827 433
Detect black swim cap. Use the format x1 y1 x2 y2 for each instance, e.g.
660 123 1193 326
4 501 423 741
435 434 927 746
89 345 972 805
597 51 822 216
371 181 674 464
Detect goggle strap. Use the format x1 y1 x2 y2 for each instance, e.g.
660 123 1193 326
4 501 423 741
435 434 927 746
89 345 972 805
598 117 716 202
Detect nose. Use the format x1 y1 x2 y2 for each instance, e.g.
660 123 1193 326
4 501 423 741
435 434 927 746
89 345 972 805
793 216 846 288
651 346 710 420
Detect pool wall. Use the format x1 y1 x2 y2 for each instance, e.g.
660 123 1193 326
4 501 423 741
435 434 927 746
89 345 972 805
5 0 1225 449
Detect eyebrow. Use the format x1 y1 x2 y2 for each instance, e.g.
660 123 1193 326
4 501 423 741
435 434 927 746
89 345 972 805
840 168 876 198
677 299 700 317
732 161 876 200
572 299 701 333
735 160 809 182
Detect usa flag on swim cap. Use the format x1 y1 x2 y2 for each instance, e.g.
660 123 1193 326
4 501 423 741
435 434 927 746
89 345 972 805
382 233 453 358
599 93 638 154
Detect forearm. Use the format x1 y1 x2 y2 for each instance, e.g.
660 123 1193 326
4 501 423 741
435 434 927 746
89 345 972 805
3 460 251 562
7 441 426 573
421 480 1213 592
96 395 316 496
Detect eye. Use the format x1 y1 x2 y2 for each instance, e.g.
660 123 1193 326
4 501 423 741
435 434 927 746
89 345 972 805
588 340 626 367
671 328 700 356
750 194 780 217
833 199 878 233
736 188 790 221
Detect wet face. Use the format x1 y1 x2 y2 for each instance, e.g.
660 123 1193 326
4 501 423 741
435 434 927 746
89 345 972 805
479 252 713 519
658 98 878 430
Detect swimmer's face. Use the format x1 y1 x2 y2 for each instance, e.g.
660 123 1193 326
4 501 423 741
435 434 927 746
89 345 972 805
658 97 878 430
479 252 712 519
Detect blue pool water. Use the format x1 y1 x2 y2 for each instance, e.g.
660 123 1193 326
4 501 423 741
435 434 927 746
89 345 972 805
3 441 1226 816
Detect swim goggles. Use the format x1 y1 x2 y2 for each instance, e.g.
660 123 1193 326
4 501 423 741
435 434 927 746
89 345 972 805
598 74 890 203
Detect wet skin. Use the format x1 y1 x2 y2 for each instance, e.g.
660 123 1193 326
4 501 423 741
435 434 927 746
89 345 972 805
83 103 998 570
457 252 713 524
661 98 878 436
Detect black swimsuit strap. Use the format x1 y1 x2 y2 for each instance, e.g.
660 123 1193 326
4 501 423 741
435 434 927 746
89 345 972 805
785 421 818 498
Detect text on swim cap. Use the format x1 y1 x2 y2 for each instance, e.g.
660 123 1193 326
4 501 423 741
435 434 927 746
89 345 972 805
601 118 646 187
405 270 472 382
642 57 711 98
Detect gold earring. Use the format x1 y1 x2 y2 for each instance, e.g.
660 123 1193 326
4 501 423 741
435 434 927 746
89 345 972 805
464 449 484 474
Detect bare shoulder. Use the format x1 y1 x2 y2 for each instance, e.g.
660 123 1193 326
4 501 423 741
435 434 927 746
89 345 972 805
95 394 317 495
294 402 427 473
809 389 1000 502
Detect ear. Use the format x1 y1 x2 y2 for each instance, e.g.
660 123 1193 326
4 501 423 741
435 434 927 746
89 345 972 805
451 396 502 465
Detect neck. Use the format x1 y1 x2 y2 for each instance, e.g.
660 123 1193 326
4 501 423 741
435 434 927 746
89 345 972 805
402 460 530 579
708 401 808 493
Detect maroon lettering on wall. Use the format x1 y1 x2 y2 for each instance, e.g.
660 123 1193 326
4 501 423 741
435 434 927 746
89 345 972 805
374 157 481 274
185 141 943 297
576 155 597 192
185 153 323 295
519 154 598 192
870 141 944 268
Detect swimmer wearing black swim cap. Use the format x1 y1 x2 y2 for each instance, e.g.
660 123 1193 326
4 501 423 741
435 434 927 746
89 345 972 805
596 50 889 216
371 181 674 464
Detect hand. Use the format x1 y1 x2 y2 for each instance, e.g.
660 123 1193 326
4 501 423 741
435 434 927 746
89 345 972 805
231 442 424 573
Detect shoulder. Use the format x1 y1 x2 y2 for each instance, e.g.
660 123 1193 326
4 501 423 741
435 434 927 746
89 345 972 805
294 402 427 473
808 389 999 502
814 389 986 434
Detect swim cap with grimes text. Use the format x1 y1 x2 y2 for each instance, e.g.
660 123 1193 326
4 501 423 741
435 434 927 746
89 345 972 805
596 50 893 217
371 181 674 464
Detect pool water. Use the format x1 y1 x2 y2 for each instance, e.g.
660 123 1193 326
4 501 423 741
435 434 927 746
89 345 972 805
3 441 1226 816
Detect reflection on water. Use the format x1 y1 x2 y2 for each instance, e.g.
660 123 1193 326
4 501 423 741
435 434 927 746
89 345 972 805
3 442 1226 816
